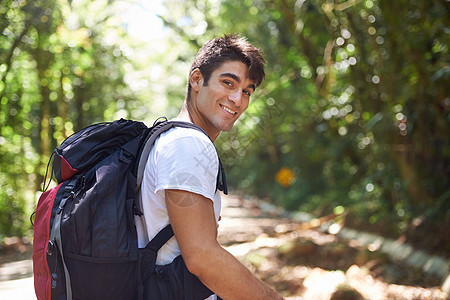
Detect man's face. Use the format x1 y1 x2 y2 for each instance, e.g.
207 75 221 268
189 60 255 140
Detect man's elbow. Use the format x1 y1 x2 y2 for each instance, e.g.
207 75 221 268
184 257 206 277
182 245 219 277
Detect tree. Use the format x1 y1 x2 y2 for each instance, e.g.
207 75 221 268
0 0 140 237
157 0 449 236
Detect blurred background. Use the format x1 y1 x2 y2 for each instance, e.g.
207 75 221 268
0 0 449 296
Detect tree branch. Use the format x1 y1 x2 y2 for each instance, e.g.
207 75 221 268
0 22 31 99
157 14 202 49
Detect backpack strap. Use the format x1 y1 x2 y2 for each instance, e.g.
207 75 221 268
48 179 77 300
135 120 228 213
144 224 174 252
142 224 195 300
136 121 194 197
217 158 228 194
139 224 174 284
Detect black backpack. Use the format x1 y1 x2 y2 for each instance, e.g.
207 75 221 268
32 118 227 300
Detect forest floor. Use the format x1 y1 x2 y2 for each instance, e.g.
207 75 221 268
218 195 448 299
0 193 448 299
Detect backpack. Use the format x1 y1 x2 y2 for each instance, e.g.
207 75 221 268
32 118 227 300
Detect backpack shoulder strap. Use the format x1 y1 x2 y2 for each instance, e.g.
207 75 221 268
136 120 213 195
48 180 77 300
143 224 174 252
135 120 227 213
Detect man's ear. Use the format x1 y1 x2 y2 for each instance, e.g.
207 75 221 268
189 68 203 92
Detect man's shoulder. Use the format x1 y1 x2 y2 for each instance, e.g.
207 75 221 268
156 125 213 149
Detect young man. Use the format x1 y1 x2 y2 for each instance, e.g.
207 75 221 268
136 35 283 299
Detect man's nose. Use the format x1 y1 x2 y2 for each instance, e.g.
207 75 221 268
228 89 242 105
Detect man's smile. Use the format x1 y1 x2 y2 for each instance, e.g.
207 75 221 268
220 104 237 115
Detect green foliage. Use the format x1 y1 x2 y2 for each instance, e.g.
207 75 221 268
0 0 146 237
158 0 449 236
0 0 448 238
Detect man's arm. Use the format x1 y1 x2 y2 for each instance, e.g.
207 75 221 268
165 189 283 300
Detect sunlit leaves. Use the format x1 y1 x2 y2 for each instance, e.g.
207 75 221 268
0 0 448 238
158 0 449 234
0 0 148 237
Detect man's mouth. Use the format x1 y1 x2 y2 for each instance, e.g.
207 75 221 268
220 104 237 115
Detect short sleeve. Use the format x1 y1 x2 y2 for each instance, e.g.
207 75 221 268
153 129 219 202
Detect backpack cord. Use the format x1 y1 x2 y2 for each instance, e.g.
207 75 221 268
30 211 35 227
31 151 55 226
152 116 168 126
43 151 55 192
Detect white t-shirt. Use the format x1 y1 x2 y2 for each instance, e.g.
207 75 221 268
135 124 222 265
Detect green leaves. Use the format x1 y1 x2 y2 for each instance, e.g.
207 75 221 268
0 0 143 237
0 0 448 238
160 0 449 235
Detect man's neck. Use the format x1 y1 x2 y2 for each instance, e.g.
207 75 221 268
177 100 219 142
177 101 193 122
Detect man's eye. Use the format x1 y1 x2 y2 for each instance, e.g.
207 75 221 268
243 90 251 96
223 80 232 86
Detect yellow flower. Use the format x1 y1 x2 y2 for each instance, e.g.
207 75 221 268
275 167 295 187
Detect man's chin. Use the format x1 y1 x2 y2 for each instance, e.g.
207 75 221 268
219 123 235 132
215 119 238 133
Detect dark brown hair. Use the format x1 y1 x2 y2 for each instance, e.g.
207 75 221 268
186 34 266 101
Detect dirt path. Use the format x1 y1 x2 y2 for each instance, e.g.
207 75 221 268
218 195 448 299
0 194 448 299
0 259 35 299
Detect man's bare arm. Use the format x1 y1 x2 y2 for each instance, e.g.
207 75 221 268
165 189 283 300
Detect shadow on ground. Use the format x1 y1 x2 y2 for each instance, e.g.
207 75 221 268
0 194 448 300
218 195 449 300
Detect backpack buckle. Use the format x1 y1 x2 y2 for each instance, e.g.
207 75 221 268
47 240 55 256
